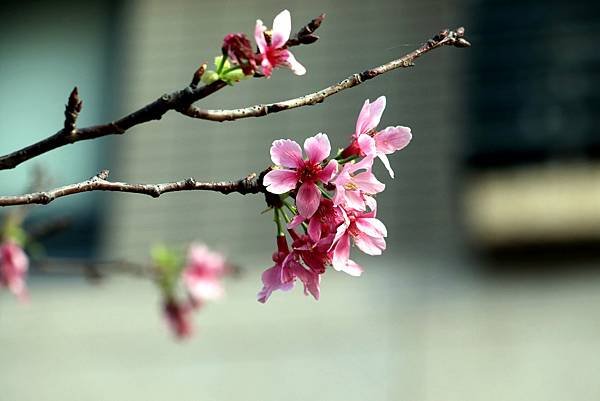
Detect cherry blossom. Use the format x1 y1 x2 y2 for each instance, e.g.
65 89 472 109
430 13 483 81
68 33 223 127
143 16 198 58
263 133 338 218
182 243 227 306
255 9 306 77
0 241 29 301
329 207 387 276
331 155 385 211
344 96 412 178
257 236 295 303
258 235 321 303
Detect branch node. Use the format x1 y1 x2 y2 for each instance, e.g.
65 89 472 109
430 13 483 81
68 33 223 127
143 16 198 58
96 169 110 180
190 64 207 89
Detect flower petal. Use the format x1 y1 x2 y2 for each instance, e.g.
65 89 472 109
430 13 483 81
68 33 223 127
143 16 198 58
354 234 386 255
270 139 303 168
355 96 386 136
365 195 377 215
307 216 322 242
254 19 267 54
296 182 321 218
287 214 305 229
355 217 388 237
375 126 412 154
357 134 376 157
304 133 331 164
289 260 320 300
341 259 363 277
263 169 298 194
332 233 351 271
284 51 306 75
271 9 291 48
353 172 385 194
187 279 224 301
344 189 366 211
257 263 294 303
377 153 395 178
318 159 338 183
333 185 345 206
261 57 273 78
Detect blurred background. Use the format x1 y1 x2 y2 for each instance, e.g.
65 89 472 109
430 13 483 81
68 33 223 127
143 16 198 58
1 0 600 400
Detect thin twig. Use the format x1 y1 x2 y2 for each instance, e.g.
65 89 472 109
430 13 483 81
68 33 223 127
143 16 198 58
180 27 470 122
0 81 228 171
0 15 327 171
0 170 266 207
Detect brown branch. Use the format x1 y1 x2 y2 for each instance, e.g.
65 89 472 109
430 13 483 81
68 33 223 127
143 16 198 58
181 27 470 122
0 80 228 171
0 24 467 172
0 169 267 207
0 14 327 172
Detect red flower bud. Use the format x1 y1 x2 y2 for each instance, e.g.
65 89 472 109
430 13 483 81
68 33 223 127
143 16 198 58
222 33 256 76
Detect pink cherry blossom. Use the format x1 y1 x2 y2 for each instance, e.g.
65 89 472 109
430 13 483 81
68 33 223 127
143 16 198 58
332 155 385 211
287 198 343 243
182 243 227 306
258 235 321 302
0 241 29 301
255 10 306 77
257 236 294 303
344 96 412 178
163 299 193 339
263 133 338 218
329 207 387 276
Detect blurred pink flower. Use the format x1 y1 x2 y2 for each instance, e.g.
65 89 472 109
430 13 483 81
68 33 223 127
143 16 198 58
163 299 193 339
183 243 227 306
346 96 412 178
263 133 338 218
255 9 306 77
0 241 29 301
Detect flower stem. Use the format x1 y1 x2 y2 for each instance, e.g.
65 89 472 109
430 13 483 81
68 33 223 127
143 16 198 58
216 54 228 74
282 199 308 233
221 65 242 75
273 208 284 236
282 199 297 215
318 186 333 200
334 154 359 164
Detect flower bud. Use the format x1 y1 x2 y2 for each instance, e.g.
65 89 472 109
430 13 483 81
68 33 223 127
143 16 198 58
200 70 219 85
222 33 257 76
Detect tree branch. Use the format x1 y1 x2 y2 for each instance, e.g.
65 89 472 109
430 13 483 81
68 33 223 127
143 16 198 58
0 25 468 173
180 27 470 122
0 14 328 171
0 81 228 171
0 169 267 207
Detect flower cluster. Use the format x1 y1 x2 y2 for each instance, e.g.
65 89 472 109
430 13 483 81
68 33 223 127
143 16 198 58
204 9 305 84
258 96 412 302
153 243 229 339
